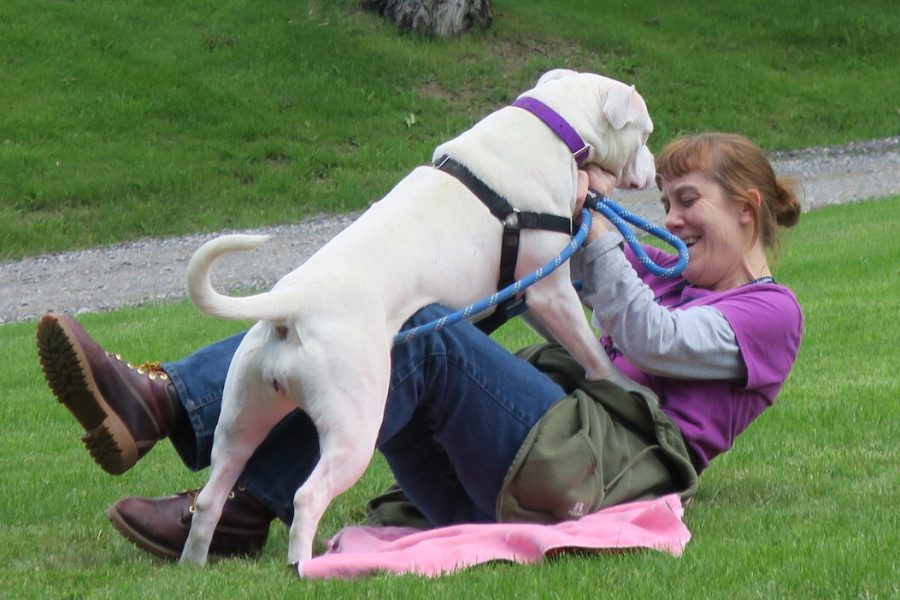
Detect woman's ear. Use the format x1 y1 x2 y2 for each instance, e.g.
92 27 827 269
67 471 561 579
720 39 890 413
741 189 762 225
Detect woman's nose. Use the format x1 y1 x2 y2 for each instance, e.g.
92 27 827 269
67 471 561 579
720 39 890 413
664 206 683 230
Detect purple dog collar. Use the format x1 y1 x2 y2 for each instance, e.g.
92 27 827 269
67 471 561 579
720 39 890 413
511 96 591 165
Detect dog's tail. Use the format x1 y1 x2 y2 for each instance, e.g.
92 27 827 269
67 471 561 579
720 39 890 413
186 234 294 322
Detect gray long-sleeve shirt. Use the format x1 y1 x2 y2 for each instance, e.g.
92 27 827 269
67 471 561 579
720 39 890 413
572 231 746 381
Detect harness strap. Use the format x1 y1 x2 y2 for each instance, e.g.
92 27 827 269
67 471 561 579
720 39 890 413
435 155 510 223
434 155 572 334
433 156 571 235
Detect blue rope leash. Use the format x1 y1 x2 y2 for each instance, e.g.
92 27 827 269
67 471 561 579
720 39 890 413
393 194 689 345
585 191 690 279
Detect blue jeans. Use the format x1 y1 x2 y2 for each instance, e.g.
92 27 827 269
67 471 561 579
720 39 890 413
164 305 567 526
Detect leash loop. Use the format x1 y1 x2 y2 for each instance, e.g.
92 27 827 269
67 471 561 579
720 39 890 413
585 191 690 279
393 194 690 344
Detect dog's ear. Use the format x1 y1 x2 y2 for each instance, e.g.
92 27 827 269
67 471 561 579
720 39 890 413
602 84 642 130
536 68 578 86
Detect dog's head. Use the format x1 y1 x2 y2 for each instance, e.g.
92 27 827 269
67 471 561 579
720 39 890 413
525 69 655 190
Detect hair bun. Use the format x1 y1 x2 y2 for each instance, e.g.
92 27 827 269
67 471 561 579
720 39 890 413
774 176 801 228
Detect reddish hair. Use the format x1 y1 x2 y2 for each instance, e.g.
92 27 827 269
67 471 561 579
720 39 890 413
655 133 801 255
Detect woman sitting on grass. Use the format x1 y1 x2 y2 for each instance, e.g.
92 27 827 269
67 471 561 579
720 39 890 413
37 132 803 560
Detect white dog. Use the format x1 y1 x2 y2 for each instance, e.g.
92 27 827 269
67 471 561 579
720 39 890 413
180 69 656 569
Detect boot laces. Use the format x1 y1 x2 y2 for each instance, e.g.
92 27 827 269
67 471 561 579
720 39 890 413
186 486 240 514
112 354 170 381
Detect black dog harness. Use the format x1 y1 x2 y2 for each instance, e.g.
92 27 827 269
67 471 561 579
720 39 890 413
431 95 599 333
433 154 573 334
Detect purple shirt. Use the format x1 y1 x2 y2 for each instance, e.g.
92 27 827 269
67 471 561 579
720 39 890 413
610 245 804 472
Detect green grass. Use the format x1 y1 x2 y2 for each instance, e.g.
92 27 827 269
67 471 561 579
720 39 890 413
1 0 898 259
2 0 898 595
0 197 897 597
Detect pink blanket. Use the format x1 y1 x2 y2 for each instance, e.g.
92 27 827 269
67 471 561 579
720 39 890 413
298 494 690 578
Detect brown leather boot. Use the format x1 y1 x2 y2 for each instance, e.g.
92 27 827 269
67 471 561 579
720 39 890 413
36 313 182 475
107 487 276 560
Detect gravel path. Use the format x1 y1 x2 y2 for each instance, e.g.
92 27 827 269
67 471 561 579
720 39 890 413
2 136 898 325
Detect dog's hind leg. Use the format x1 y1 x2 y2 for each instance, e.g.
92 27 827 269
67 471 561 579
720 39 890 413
288 371 388 572
180 393 296 565
289 427 378 571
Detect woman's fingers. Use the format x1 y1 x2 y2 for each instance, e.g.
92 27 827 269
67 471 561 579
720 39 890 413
585 165 617 197
576 166 617 216
575 170 589 213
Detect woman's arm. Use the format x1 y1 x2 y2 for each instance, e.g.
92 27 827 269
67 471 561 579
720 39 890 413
573 166 744 380
573 232 745 380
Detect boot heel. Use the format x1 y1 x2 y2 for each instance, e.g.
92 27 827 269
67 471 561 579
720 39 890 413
36 313 176 475
82 418 138 476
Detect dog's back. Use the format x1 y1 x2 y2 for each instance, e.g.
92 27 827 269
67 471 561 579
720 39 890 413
187 165 507 335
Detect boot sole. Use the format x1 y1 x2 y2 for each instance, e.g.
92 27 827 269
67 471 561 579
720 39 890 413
107 503 180 561
36 314 138 475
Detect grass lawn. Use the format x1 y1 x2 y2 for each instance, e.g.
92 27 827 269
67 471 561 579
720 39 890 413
2 0 898 259
1 0 898 596
0 196 897 597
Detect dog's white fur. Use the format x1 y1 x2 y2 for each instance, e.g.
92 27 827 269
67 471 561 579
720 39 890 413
179 70 656 569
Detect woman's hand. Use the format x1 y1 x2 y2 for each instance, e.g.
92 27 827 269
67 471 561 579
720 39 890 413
575 165 618 244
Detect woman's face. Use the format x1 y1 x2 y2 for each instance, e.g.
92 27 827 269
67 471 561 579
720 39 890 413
659 171 757 290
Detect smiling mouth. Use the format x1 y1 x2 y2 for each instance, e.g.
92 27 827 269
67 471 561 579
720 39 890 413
682 236 699 248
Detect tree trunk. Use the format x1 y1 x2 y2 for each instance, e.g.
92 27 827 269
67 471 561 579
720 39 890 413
361 0 492 38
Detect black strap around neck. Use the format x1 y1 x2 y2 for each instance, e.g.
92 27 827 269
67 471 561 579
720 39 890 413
433 156 571 236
